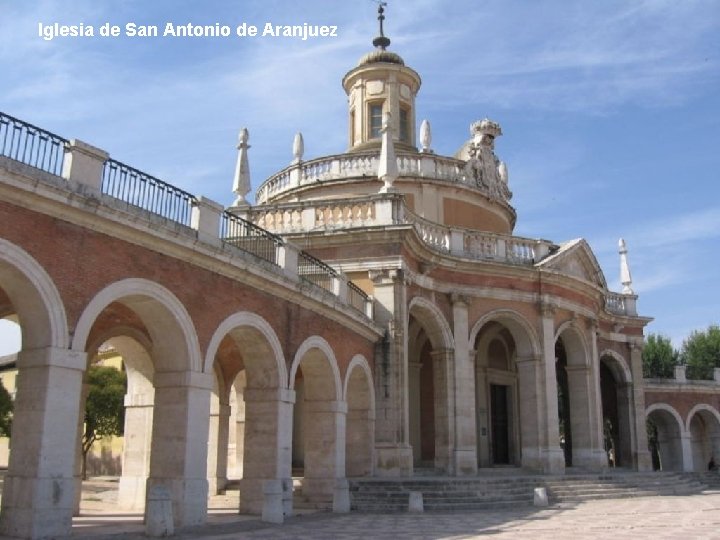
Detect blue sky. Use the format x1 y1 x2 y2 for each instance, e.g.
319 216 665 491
1 0 718 354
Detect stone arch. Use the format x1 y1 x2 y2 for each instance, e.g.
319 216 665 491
203 312 290 509
343 355 375 477
555 321 597 468
471 310 540 470
408 296 454 350
0 238 68 349
686 404 720 472
599 350 633 468
0 240 75 538
290 336 344 501
72 278 201 373
469 309 541 360
598 349 632 384
289 336 342 400
71 278 208 527
646 403 686 471
204 311 288 389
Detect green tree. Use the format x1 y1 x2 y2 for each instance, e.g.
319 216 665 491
681 324 720 380
0 378 13 437
82 365 126 479
642 334 678 378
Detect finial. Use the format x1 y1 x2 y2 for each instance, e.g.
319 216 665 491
420 119 432 153
292 132 304 164
618 238 634 294
372 2 391 50
232 127 251 207
378 111 398 192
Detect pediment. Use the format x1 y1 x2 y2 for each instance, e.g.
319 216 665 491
538 239 607 289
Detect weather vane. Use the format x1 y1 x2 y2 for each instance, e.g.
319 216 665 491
372 1 391 50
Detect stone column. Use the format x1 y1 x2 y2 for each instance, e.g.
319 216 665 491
566 364 595 468
628 339 652 471
681 433 695 472
118 391 154 510
146 371 212 528
515 356 543 470
540 304 565 473
239 387 294 514
408 361 422 465
451 294 477 475
431 349 454 474
587 320 607 469
207 403 230 495
0 347 87 540
302 399 347 501
616 383 634 468
369 269 413 476
475 358 490 468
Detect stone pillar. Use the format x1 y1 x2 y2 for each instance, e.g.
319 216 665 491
540 305 565 473
586 321 607 469
431 349 455 474
681 433 695 472
61 139 108 194
628 339 652 471
451 294 477 475
475 359 490 468
207 403 230 495
302 399 347 501
515 356 543 470
239 387 294 515
346 406 375 477
566 365 595 469
369 269 413 476
616 383 634 468
408 361 422 465
146 371 212 528
0 347 87 539
118 391 154 510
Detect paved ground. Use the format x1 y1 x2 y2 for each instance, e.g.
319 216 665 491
65 478 720 539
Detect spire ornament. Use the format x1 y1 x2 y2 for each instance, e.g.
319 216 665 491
420 119 432 153
619 238 634 294
372 2 391 50
232 127 251 207
378 111 398 192
292 132 304 164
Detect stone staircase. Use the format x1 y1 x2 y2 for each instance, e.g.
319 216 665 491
349 471 709 513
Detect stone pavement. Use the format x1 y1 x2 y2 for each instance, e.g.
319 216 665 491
67 480 720 540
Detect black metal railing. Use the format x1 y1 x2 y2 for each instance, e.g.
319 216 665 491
102 158 197 226
348 281 369 314
220 211 284 266
0 112 67 175
298 250 338 293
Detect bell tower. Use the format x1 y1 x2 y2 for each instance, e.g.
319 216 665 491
342 4 421 153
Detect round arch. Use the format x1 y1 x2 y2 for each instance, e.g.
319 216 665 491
646 403 686 434
289 336 342 401
408 296 454 350
686 404 720 433
343 354 375 412
469 309 540 360
599 349 633 384
71 278 201 373
0 238 68 349
555 321 589 366
204 311 288 389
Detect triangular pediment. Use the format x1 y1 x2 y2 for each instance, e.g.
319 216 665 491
537 239 607 289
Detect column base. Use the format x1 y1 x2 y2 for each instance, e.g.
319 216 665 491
0 475 75 539
452 449 478 476
118 475 147 510
375 444 413 477
146 477 207 527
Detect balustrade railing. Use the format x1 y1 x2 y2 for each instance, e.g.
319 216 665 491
102 158 196 226
0 112 67 176
298 250 338 293
220 211 284 266
605 292 627 315
348 281 369 314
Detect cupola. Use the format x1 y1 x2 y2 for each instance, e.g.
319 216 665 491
342 4 421 153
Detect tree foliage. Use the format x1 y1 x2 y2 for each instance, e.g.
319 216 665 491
681 324 720 380
0 378 13 437
82 365 126 479
642 334 678 379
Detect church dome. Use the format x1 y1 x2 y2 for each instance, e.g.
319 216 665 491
357 49 405 67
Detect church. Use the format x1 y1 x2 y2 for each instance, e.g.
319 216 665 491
0 5 719 540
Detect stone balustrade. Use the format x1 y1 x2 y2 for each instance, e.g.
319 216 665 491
255 151 496 204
